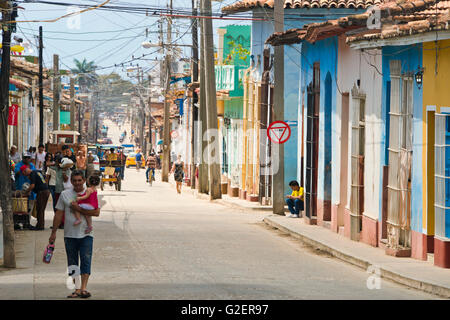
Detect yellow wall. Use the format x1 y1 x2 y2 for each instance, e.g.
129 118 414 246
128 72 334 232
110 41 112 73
422 39 450 234
423 40 450 108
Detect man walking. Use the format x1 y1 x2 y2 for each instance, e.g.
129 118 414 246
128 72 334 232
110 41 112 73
49 170 100 299
22 166 50 230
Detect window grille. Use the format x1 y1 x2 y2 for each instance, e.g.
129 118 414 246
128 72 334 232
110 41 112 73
386 60 413 249
435 113 450 239
350 85 365 234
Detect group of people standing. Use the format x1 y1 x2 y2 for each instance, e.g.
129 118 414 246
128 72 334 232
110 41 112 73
9 144 98 231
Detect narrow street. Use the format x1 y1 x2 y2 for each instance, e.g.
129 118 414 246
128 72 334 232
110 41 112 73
1 166 438 299
2 0 450 304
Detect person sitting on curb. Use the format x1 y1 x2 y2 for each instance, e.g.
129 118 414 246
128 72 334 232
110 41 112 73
285 180 304 218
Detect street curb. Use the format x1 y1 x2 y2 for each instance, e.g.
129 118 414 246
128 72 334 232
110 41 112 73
263 216 450 299
169 181 274 212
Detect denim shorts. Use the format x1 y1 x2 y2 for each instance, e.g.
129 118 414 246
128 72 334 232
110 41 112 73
64 236 93 275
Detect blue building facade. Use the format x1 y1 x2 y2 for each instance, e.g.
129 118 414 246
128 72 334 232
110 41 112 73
251 8 364 195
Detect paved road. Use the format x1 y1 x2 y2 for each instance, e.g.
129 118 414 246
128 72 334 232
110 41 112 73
0 165 438 299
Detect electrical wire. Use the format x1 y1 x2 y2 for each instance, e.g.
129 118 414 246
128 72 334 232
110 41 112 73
6 0 112 24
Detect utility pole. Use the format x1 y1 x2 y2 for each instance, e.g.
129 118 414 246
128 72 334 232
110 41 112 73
38 26 44 145
78 98 82 143
138 68 145 155
70 77 75 131
0 0 16 268
94 91 99 143
148 74 153 153
198 0 208 194
203 0 221 199
52 54 60 135
190 0 199 189
161 0 172 182
273 0 285 215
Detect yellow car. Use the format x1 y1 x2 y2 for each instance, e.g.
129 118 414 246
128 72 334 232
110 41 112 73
125 152 145 168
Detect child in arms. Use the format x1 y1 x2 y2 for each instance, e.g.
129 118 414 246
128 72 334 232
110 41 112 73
74 175 100 233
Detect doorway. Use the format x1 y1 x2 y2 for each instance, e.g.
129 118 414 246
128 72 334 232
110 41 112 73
337 93 349 230
305 62 320 223
323 72 332 222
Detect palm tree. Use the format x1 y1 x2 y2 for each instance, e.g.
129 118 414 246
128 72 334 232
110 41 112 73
71 58 98 91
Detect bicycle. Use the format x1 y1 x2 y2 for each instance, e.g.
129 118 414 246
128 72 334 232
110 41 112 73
147 168 155 186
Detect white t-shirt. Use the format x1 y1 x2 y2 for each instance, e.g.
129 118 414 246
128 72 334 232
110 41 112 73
55 187 94 239
62 169 73 190
35 151 46 170
46 167 56 186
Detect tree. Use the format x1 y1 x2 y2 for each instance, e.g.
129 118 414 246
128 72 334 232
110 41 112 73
71 58 98 90
96 72 133 113
0 2 16 268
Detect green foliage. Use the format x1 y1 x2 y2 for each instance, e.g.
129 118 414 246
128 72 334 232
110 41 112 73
96 73 134 112
71 58 98 89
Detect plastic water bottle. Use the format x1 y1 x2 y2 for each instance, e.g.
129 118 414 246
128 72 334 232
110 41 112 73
43 242 55 264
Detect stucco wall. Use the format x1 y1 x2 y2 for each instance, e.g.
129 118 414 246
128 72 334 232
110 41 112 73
337 36 383 221
301 37 338 202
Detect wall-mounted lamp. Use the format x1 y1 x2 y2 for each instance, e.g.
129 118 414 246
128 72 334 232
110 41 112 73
415 67 424 89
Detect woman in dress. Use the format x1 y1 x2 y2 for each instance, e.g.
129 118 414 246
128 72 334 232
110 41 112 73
170 155 185 194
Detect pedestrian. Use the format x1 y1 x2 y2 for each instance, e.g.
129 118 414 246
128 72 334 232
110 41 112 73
44 152 54 173
49 170 100 299
135 149 143 172
118 150 126 180
28 146 36 165
9 145 21 164
86 151 95 181
170 155 185 194
22 166 50 230
76 150 87 177
51 155 71 229
10 159 16 191
61 158 74 191
62 145 76 171
35 144 47 171
15 153 37 230
45 154 57 212
106 147 117 161
145 152 157 183
285 180 304 218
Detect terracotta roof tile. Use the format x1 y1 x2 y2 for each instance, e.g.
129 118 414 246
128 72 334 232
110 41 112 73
265 0 450 45
222 0 381 13
347 0 450 42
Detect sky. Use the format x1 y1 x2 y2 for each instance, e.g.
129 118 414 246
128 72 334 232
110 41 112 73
13 0 249 82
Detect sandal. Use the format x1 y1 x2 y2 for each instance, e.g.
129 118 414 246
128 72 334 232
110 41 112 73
80 290 91 298
67 291 81 298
